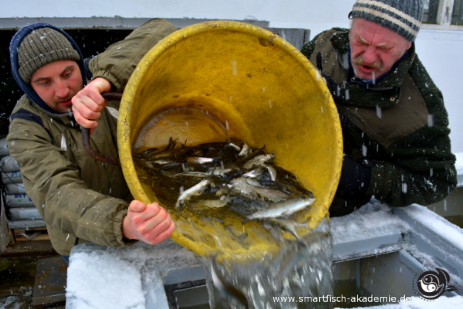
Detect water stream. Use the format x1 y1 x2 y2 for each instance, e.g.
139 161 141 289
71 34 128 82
202 219 333 309
133 140 334 308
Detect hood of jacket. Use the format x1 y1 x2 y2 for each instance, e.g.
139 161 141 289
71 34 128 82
9 23 88 116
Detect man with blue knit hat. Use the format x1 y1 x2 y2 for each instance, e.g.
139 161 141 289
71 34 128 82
301 0 457 216
7 19 177 260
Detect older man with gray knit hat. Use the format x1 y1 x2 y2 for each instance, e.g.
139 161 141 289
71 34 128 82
301 0 457 217
7 19 178 261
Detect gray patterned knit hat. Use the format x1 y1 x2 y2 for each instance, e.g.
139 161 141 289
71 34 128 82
350 0 423 41
17 27 81 83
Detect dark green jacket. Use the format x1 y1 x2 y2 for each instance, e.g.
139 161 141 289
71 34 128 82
6 19 177 255
301 28 457 216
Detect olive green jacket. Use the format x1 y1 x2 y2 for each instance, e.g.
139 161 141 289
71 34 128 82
6 19 177 255
301 28 457 215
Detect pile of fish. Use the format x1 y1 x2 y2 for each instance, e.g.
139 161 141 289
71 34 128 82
133 138 315 237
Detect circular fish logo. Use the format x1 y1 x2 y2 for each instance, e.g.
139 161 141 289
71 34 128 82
414 268 457 300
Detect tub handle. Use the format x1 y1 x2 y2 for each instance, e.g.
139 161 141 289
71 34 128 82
81 92 122 166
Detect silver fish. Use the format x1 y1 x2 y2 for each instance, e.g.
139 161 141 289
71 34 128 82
242 154 275 169
243 166 265 178
175 179 210 208
247 197 315 219
230 177 289 203
187 157 216 164
193 197 229 208
152 159 175 165
227 142 241 152
267 218 309 240
229 177 258 197
263 164 277 181
173 171 209 178
252 187 290 202
208 167 233 177
238 142 251 157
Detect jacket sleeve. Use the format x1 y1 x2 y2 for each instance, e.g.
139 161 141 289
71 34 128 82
6 118 131 249
366 57 457 207
300 31 328 60
88 18 177 91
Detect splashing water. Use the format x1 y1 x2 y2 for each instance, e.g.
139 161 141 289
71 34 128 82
133 139 334 308
203 219 333 309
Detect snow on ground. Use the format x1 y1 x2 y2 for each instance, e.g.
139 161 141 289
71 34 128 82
330 201 410 245
406 203 463 251
66 251 146 309
66 239 200 309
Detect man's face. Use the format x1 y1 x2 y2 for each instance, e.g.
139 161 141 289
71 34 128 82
349 18 412 81
30 60 83 114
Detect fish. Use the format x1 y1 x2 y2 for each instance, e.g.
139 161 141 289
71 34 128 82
243 165 277 182
228 178 260 201
242 154 275 169
237 148 264 164
175 179 210 208
226 142 241 152
187 156 219 164
208 167 234 177
193 198 229 208
151 159 175 165
243 166 265 178
238 142 250 157
133 138 316 230
263 164 277 181
247 197 315 220
251 186 290 203
266 218 309 241
173 171 210 178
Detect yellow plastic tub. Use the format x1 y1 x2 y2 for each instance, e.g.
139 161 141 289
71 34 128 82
117 20 343 259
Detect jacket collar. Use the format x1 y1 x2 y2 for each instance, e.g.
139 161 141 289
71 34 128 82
17 95 80 128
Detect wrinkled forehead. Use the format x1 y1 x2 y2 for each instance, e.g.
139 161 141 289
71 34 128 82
350 18 410 45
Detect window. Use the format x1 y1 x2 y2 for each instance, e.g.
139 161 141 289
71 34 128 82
453 0 463 25
421 0 463 28
422 0 439 23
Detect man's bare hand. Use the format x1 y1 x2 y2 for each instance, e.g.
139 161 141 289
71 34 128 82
122 200 175 245
72 77 112 132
